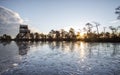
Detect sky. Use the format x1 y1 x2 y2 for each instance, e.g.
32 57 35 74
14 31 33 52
0 0 120 36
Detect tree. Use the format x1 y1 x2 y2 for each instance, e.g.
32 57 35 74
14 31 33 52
40 33 46 40
48 29 55 39
85 23 93 34
84 23 93 38
30 33 34 40
109 26 117 38
34 32 40 40
55 31 60 39
105 32 110 38
115 6 120 19
1 34 12 40
69 28 76 39
93 22 100 37
60 29 66 39
109 26 117 33
76 32 81 39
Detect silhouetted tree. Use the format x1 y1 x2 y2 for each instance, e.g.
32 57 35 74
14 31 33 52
48 29 56 39
40 33 46 40
1 34 12 40
84 23 93 39
34 32 40 40
109 26 117 38
69 28 76 39
55 31 60 39
76 32 80 39
105 32 110 39
60 29 66 39
115 6 120 19
30 33 34 40
93 22 100 37
86 23 93 34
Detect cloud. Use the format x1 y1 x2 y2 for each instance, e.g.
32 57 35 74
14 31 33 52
0 6 23 37
109 19 120 24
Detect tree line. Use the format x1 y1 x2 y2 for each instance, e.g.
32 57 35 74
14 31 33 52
0 24 120 42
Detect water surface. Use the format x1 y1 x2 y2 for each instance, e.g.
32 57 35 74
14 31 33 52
0 41 120 75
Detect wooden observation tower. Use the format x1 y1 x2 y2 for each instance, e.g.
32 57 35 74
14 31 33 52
17 25 30 39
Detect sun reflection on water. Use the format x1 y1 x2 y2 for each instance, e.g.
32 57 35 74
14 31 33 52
79 42 86 61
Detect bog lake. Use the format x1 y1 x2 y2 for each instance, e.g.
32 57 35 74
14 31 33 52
0 41 120 75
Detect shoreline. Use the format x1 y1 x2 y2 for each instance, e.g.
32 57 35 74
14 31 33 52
0 38 120 43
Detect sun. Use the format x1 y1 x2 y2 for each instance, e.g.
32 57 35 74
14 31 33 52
80 32 84 38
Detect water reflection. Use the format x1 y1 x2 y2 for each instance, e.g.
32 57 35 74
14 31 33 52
79 42 85 59
111 43 120 57
16 41 30 56
0 41 120 75
0 41 11 46
13 41 120 58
